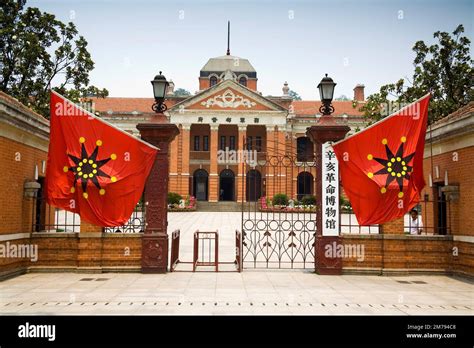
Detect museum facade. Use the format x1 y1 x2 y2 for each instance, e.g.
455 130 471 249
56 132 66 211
93 52 367 204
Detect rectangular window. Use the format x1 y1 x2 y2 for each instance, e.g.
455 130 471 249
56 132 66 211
220 136 226 150
203 136 209 151
255 136 262 152
194 136 200 151
247 136 253 151
229 136 236 150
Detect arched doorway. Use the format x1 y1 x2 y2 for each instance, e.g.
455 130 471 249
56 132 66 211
219 169 235 201
193 169 208 201
246 169 262 202
297 171 313 200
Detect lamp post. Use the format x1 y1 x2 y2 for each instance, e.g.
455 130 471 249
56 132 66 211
137 71 179 273
317 73 336 116
307 73 350 275
151 71 169 113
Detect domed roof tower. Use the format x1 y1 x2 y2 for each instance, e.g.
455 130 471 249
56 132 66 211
199 22 258 91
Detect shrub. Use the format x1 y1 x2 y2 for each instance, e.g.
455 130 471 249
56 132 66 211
272 193 289 206
167 192 182 205
301 195 316 206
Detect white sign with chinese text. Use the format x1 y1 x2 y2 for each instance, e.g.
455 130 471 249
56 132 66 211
322 142 339 236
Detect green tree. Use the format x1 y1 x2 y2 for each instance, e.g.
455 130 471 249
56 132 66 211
359 25 473 124
288 89 302 101
0 0 108 117
335 94 350 101
173 88 191 96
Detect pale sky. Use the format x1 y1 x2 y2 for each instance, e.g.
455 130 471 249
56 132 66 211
31 0 473 100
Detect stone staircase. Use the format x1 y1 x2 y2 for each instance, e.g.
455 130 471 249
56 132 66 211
196 201 243 212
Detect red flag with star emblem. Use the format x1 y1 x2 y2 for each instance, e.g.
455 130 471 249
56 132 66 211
45 91 158 227
333 94 430 225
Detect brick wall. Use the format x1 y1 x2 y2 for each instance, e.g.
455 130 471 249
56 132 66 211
342 235 456 275
0 137 47 234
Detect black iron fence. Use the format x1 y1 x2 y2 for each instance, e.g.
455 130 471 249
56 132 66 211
403 198 451 235
104 200 146 233
32 193 80 233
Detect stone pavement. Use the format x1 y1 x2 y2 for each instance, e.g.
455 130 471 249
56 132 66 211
1 212 472 315
0 272 472 315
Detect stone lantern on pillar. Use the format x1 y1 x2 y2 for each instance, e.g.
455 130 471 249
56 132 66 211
306 74 350 275
137 71 179 273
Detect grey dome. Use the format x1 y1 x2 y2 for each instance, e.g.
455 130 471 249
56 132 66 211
201 55 256 73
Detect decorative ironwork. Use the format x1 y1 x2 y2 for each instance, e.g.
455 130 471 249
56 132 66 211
32 184 80 233
104 200 145 233
319 103 334 116
241 140 318 269
152 101 167 113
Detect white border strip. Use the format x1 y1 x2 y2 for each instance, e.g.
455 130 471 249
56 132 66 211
51 90 159 151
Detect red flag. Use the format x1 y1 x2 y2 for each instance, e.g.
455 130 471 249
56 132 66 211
45 91 158 227
333 94 430 225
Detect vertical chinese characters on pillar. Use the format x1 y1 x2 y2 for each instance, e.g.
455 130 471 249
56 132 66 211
322 142 339 236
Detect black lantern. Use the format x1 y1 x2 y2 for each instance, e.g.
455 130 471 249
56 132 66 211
317 73 336 115
151 71 169 113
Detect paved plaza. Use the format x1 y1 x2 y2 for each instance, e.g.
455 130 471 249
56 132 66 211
0 211 471 316
0 212 472 315
0 272 472 315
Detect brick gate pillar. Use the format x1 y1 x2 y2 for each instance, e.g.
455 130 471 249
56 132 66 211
137 122 179 273
307 117 350 275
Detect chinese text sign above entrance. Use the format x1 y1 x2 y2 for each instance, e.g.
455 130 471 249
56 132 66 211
322 142 339 236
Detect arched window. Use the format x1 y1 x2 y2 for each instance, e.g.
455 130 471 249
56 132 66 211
238 76 247 87
210 76 218 87
297 137 314 162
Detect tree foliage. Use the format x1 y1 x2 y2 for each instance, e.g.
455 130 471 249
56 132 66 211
359 25 473 124
173 88 191 96
288 89 302 101
0 0 108 117
335 94 350 101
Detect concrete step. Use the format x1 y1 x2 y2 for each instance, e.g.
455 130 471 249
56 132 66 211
196 201 244 212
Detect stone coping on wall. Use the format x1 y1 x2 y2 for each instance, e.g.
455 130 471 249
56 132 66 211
101 233 142 238
31 232 78 238
341 234 453 241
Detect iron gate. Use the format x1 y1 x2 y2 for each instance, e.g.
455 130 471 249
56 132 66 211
240 140 317 269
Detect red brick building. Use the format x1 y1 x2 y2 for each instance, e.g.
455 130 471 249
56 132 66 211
0 55 472 278
93 53 367 205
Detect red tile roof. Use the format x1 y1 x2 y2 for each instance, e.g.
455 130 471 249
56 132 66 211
91 97 183 113
0 91 49 122
432 101 473 126
92 97 155 113
91 96 366 117
291 100 365 117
